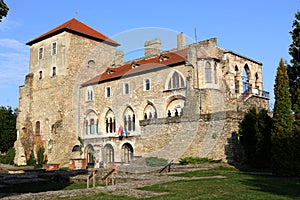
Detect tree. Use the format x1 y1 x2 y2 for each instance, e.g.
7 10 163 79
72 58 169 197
239 108 272 168
288 11 300 173
271 59 295 176
0 0 9 22
0 106 17 153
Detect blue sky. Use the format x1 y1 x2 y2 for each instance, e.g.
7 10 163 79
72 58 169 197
0 0 298 108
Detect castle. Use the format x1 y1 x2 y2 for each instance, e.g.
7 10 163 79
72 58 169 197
13 18 269 167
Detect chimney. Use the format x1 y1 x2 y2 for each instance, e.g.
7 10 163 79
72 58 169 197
144 39 161 57
177 32 186 50
115 50 124 66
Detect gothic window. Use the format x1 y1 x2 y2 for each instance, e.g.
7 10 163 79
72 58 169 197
105 109 115 133
166 98 185 117
144 79 150 91
143 103 157 119
167 71 185 90
90 119 95 134
255 72 259 89
52 42 57 56
104 144 114 163
205 61 212 83
35 121 40 135
38 47 43 60
234 66 239 93
243 64 250 94
123 107 135 132
214 62 218 84
85 111 98 135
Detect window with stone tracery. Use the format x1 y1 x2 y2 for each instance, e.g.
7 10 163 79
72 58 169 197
167 71 185 90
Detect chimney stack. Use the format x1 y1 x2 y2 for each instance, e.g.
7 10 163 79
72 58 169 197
115 50 124 66
177 32 186 50
144 39 161 57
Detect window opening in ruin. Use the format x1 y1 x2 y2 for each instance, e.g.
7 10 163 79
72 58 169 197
234 66 239 93
39 71 43 80
242 64 250 94
205 61 212 83
52 67 56 77
35 121 40 135
214 62 218 84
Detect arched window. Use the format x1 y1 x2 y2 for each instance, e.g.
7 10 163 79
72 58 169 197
234 66 239 93
122 143 133 163
143 103 157 119
85 111 98 135
105 109 115 133
123 107 135 131
205 61 212 83
35 121 40 135
166 98 185 117
167 71 185 90
243 64 250 94
104 144 114 163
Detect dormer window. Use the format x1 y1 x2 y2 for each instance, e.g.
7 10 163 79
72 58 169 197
106 68 115 74
131 62 140 69
159 55 169 62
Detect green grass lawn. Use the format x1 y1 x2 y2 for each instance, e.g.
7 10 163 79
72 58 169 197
67 167 300 200
2 167 300 199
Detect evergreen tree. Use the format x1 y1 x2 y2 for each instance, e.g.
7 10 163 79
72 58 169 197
271 59 295 176
288 11 300 173
0 106 17 153
239 108 272 168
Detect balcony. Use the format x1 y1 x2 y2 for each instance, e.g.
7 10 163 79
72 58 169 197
242 82 269 99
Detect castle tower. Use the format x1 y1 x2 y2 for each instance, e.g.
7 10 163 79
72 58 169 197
14 18 119 166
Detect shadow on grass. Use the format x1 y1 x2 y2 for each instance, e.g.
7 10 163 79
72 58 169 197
240 175 300 199
0 169 88 198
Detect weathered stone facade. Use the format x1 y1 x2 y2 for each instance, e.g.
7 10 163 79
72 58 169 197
14 18 269 167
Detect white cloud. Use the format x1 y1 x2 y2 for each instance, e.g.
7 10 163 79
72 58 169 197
0 38 28 52
0 39 29 87
0 18 21 32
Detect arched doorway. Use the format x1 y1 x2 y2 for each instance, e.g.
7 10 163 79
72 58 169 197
121 143 133 163
85 144 95 166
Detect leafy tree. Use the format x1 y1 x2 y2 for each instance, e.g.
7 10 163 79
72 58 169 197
271 59 295 176
0 106 17 153
0 0 9 22
0 147 15 165
239 108 272 168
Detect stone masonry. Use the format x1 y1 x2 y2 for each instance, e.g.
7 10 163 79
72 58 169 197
14 18 269 167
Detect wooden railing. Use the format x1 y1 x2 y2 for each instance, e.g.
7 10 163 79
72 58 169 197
101 168 117 186
159 160 173 173
87 170 98 188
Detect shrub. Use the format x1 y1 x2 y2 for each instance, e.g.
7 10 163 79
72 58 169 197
179 157 221 165
0 147 15 165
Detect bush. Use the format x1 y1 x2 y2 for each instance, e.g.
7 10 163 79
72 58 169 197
145 157 168 167
0 147 15 165
179 157 221 165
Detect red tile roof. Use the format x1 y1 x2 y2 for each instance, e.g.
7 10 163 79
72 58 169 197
26 18 119 46
82 48 187 86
